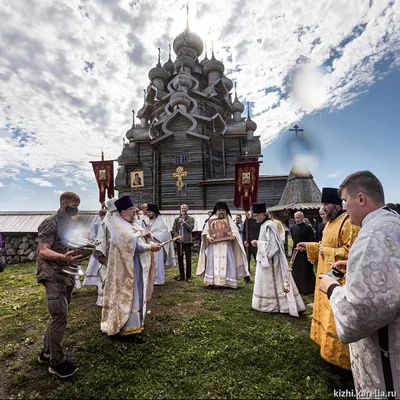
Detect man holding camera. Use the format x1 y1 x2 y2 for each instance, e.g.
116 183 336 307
172 204 195 282
296 187 359 389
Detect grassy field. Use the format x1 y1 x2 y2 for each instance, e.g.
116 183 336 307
0 260 335 399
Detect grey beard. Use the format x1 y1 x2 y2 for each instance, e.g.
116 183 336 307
326 208 340 221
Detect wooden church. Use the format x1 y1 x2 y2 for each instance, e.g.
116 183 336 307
115 26 287 210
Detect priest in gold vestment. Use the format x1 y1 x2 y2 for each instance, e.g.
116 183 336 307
297 188 359 375
101 196 160 338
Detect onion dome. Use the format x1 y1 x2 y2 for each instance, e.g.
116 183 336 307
246 101 257 131
246 117 257 132
170 92 191 109
163 58 174 72
221 76 233 92
125 110 141 140
201 56 209 66
172 70 193 92
163 44 175 72
148 64 169 82
149 48 169 82
173 28 203 59
174 55 196 73
203 53 224 76
232 95 244 113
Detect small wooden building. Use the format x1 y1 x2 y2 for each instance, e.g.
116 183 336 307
268 163 322 229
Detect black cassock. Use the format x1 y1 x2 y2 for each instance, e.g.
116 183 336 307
290 223 316 295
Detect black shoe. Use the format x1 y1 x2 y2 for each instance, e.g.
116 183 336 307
38 351 50 364
186 278 192 283
325 375 354 391
244 276 251 283
48 360 78 378
133 333 148 344
174 276 185 281
248 306 257 311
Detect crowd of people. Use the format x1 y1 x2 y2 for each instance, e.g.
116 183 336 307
34 170 400 399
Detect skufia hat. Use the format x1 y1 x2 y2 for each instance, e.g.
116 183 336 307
321 188 342 206
115 196 135 213
252 202 267 214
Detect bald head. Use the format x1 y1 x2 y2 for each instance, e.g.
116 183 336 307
294 211 304 224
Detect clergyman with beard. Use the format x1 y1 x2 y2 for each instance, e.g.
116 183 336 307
296 187 360 390
197 202 250 288
101 196 160 340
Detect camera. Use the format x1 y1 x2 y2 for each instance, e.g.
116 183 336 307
324 268 345 281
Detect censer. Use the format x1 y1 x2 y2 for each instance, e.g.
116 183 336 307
62 238 96 276
282 248 298 296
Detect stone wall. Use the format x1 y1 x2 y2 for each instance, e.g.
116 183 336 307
0 231 200 266
1 233 37 265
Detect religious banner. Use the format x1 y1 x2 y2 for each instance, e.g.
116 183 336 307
234 161 261 211
90 152 115 204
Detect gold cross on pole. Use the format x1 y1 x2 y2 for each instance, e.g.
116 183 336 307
173 166 187 192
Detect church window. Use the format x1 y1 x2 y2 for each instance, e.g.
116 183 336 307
173 154 190 164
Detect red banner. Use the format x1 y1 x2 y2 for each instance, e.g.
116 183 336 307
90 160 115 204
234 161 261 211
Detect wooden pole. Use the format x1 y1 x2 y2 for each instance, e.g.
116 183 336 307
245 215 249 258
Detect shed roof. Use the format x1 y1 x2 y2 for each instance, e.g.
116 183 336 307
0 211 99 234
268 202 322 212
270 163 321 212
0 210 223 234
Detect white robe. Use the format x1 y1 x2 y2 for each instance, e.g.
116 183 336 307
148 214 176 285
197 215 249 288
252 219 305 317
330 207 400 398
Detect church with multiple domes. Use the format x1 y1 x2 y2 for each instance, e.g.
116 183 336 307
115 24 287 210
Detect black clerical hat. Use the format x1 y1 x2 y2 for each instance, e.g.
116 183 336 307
147 204 160 215
252 202 267 214
115 196 135 212
321 187 342 206
212 202 232 217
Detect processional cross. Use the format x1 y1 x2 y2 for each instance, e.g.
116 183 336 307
173 166 187 192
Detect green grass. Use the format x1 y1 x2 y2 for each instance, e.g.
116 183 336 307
0 260 334 399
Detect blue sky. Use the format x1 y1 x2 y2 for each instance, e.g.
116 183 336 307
0 0 399 211
262 68 400 203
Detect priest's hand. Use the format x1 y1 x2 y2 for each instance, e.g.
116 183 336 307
332 260 347 271
150 243 161 252
97 253 106 265
243 241 249 247
296 242 307 251
251 240 257 247
318 274 339 294
207 235 214 243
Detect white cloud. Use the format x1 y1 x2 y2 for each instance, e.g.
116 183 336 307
25 177 54 187
326 172 339 179
0 0 399 192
